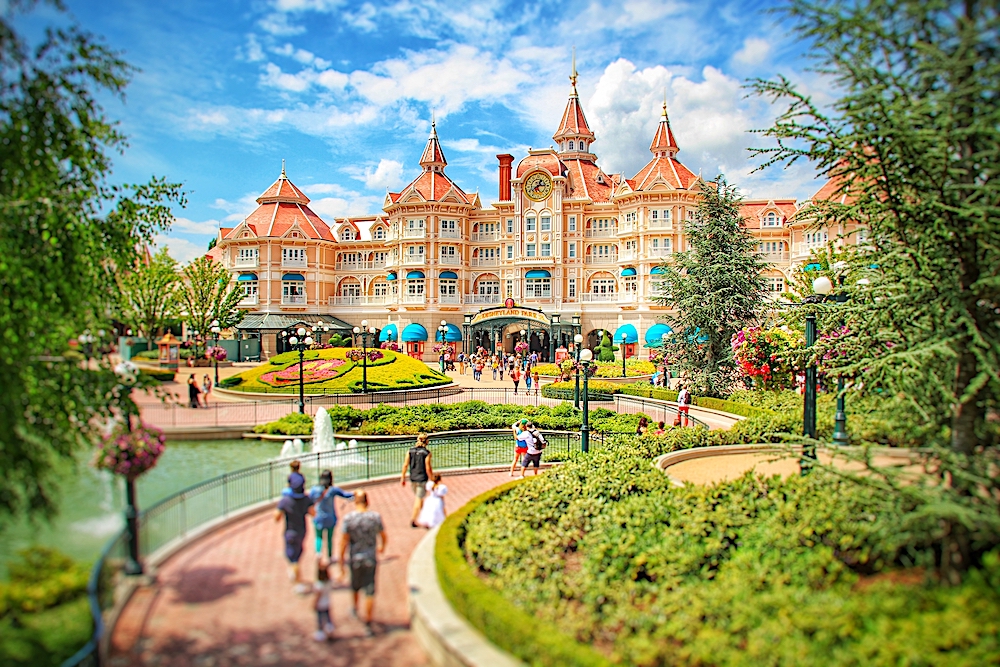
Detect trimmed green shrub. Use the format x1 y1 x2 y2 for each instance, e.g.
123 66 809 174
218 375 242 388
253 412 314 435
138 367 175 382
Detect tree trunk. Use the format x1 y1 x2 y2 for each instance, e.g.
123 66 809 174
951 343 984 455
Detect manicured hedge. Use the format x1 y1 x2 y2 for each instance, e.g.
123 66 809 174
138 367 175 382
436 481 613 667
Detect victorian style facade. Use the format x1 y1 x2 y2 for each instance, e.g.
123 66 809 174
212 69 866 360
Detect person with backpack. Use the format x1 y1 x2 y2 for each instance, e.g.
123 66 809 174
519 421 546 477
400 433 433 527
677 385 692 427
309 469 354 561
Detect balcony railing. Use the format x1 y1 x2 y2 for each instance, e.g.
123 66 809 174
617 224 636 236
439 255 461 265
619 250 637 262
403 255 426 265
472 231 499 242
585 255 618 264
439 229 460 239
335 261 388 271
648 248 672 259
281 258 307 268
580 292 617 303
470 258 498 267
439 294 461 305
402 294 426 305
759 252 790 263
521 295 553 304
648 220 673 230
404 228 426 239
233 257 258 269
794 242 825 257
520 256 554 264
465 294 502 305
282 295 306 305
238 295 258 306
585 228 617 238
618 292 639 304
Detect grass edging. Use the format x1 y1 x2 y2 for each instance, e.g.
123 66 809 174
435 480 613 667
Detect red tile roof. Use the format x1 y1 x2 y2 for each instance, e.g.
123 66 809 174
419 121 447 168
516 153 562 179
553 88 595 143
740 199 799 227
649 105 679 156
256 169 310 205
395 169 473 204
630 156 698 191
564 159 613 202
221 167 334 241
809 174 853 205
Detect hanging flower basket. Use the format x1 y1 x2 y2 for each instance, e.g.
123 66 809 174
514 341 529 353
206 346 228 362
93 422 166 481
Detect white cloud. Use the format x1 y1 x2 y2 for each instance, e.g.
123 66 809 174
241 34 265 62
362 159 404 190
260 63 315 92
343 3 378 32
316 69 348 90
154 235 211 264
171 216 222 235
258 12 305 36
732 37 772 68
211 192 260 222
273 0 344 11
308 195 382 219
301 182 353 196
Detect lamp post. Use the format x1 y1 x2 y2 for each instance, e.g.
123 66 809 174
550 312 560 361
579 348 593 453
463 313 472 357
438 320 449 373
210 319 221 386
813 269 850 447
114 359 144 575
574 333 583 408
312 320 330 346
286 326 313 414
620 331 628 377
353 320 376 393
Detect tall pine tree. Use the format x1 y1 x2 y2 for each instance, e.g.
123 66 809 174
656 177 769 397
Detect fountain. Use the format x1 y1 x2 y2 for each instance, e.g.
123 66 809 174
279 439 303 458
312 408 335 454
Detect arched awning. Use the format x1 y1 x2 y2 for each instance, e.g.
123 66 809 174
406 270 425 280
644 323 673 347
237 273 258 282
281 273 305 281
386 272 397 281
439 271 458 279
525 269 551 279
436 323 463 342
401 323 428 342
379 323 398 342
614 323 639 344
621 267 637 277
650 266 665 275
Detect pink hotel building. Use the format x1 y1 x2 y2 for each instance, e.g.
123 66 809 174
210 71 864 360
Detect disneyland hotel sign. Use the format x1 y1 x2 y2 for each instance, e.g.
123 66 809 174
470 307 551 327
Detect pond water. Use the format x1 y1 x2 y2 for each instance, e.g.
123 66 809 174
0 439 284 577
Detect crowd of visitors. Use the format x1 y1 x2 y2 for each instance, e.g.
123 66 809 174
457 347 545 396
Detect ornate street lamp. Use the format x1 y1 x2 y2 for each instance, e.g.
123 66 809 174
574 333 583 408
662 333 670 387
579 348 594 453
210 319 221 386
621 331 628 378
813 266 850 447
353 320 376 392
437 320 449 373
463 313 473 357
286 326 313 414
312 320 330 346
113 360 144 575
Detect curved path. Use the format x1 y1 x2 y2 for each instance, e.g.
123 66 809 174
108 471 515 667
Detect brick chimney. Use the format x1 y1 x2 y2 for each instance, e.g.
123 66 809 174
496 154 514 201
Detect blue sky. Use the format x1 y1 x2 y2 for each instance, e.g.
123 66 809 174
52 0 829 262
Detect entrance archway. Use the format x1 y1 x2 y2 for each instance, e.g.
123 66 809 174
466 305 578 362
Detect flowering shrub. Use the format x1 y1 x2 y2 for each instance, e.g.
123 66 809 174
259 358 347 386
381 341 400 352
93 423 166 481
205 346 227 362
731 327 800 390
346 348 385 363
514 341 529 353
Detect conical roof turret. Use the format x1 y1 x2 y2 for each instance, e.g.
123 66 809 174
553 51 595 144
649 100 679 157
256 160 311 204
419 118 447 172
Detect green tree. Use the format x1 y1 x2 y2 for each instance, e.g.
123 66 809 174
116 248 180 348
750 0 1000 454
178 256 244 354
0 2 184 522
656 177 770 397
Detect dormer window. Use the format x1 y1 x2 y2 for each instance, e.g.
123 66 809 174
579 142 586 152
342 228 356 241
373 226 385 240
569 141 575 150
763 212 780 227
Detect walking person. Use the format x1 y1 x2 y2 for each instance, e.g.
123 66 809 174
313 560 335 641
519 421 546 478
525 370 533 393
458 352 466 375
509 418 528 477
400 433 433 527
187 374 201 408
532 370 540 396
338 489 386 637
677 385 692 427
416 473 448 529
201 373 212 407
492 356 499 380
636 416 650 436
310 470 354 561
511 366 521 395
498 359 504 381
275 474 315 594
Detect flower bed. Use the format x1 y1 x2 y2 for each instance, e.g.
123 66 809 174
223 348 450 394
533 359 656 379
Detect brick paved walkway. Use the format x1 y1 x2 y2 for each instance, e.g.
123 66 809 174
109 471 516 667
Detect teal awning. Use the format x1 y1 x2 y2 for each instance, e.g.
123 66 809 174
621 267 636 277
436 323 462 342
804 263 822 272
614 324 639 344
379 323 398 342
525 269 551 278
406 270 425 279
281 273 304 281
650 266 665 275
237 273 258 282
439 271 458 279
386 272 397 281
401 323 428 342
644 323 673 347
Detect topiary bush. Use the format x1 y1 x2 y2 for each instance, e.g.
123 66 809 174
253 412 314 435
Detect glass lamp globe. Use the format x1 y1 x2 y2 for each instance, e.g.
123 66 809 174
353 327 361 334
813 276 834 295
304 337 313 346
297 327 306 336
361 320 369 328
574 333 583 344
289 336 298 345
580 349 593 362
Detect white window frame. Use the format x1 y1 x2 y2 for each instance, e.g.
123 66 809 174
525 215 536 232
568 278 576 298
568 242 577 258
526 243 536 257
540 215 551 232
525 278 551 298
541 242 551 257
568 216 577 232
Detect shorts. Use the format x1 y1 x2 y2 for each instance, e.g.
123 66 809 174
284 530 304 563
522 452 541 468
515 446 528 457
350 560 377 595
412 482 428 499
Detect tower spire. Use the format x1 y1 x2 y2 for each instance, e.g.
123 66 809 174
419 115 447 172
569 46 578 93
281 158 286 178
649 94 679 157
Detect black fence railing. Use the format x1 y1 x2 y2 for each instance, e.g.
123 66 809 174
615 394 710 429
66 429 611 667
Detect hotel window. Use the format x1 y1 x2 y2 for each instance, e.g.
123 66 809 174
408 218 425 232
763 212 780 227
237 247 257 263
506 244 514 259
441 246 457 260
579 142 586 151
806 231 829 246
540 215 551 232
407 245 425 259
478 279 500 296
477 247 497 261
440 219 457 235
506 279 513 296
282 281 305 302
593 244 614 259
687 210 695 220
568 242 577 258
341 228 356 240
591 277 616 295
568 216 577 231
625 240 636 252
766 277 785 293
651 209 658 219
525 278 551 298
241 281 258 298
624 211 637 223
569 141 574 150
440 279 457 297
526 243 536 257
373 226 386 240
506 218 514 234
372 280 389 297
568 278 576 298
623 275 637 292
282 247 306 264
526 215 536 232
541 242 551 257
340 281 361 297
373 251 388 265
407 279 424 296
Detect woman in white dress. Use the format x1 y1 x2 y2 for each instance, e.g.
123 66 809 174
416 474 447 529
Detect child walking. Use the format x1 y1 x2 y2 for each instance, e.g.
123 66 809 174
309 469 354 560
313 560 335 641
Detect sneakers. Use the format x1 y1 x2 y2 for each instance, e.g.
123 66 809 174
293 583 310 595
324 622 335 635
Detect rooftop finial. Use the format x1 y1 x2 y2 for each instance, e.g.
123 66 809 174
281 159 286 178
570 46 578 89
662 88 668 118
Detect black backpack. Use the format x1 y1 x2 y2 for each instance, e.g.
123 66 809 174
683 391 693 405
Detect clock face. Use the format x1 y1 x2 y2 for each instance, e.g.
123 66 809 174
524 171 553 201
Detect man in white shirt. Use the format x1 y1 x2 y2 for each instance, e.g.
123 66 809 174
518 422 545 477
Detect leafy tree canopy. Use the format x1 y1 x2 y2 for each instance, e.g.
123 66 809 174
116 248 181 347
178 256 244 352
